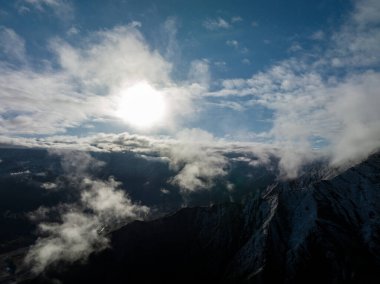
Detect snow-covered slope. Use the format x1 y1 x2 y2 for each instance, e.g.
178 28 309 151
227 152 380 283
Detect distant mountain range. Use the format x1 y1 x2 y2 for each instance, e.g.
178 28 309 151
19 151 380 283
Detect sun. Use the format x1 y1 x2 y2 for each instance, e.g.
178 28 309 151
117 82 166 128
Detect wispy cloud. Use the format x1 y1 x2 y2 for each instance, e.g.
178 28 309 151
202 16 243 31
242 58 251 65
226 40 239 48
188 59 210 87
17 0 74 21
203 17 231 30
226 39 249 54
329 0 380 67
288 42 302 52
231 16 243 23
0 66 105 134
0 27 26 63
310 30 325 41
161 17 180 61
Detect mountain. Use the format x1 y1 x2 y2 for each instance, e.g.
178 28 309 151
0 147 276 283
0 147 276 252
23 152 380 283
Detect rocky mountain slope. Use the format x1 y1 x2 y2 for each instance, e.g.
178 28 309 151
24 152 380 283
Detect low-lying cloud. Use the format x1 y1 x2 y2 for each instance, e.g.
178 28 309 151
25 150 149 274
0 129 325 182
165 129 228 192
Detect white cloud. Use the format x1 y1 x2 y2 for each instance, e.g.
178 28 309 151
161 17 180 61
19 0 74 21
41 182 57 190
0 24 201 135
203 17 231 30
214 60 227 70
0 130 274 188
188 59 210 87
251 21 258 27
164 129 228 192
0 129 238 193
231 16 243 23
81 177 146 222
209 61 380 172
66 26 79 36
0 27 26 62
50 25 172 91
160 188 170 194
25 150 149 274
1 0 379 181
310 30 325 41
226 40 239 48
326 72 380 165
0 128 327 181
329 0 380 67
242 58 251 65
352 0 380 27
203 0 380 171
25 211 109 274
0 66 105 134
211 100 245 111
288 42 302 52
226 40 249 54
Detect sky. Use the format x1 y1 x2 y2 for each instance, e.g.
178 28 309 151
0 0 380 166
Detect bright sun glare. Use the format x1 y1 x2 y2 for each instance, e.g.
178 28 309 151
117 82 166 128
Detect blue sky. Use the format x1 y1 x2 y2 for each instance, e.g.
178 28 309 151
0 0 379 162
1 0 350 78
